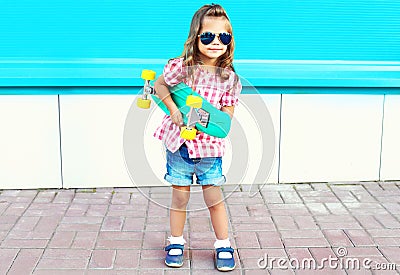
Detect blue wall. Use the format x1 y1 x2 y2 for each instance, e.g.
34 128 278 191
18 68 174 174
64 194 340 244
1 0 399 60
0 0 399 90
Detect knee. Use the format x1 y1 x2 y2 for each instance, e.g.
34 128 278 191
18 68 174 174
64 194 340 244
171 191 190 210
207 200 225 212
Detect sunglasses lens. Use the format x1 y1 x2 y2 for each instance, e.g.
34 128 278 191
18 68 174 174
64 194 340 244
219 33 232 45
200 32 215 45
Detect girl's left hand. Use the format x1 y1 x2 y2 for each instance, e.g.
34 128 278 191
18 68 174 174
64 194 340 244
170 108 184 126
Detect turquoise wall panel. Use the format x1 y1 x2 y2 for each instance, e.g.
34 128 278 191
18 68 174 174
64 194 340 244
1 0 399 61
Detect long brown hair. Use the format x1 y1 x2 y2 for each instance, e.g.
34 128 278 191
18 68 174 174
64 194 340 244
178 4 236 81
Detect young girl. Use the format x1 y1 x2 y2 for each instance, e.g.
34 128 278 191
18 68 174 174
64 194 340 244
153 4 241 271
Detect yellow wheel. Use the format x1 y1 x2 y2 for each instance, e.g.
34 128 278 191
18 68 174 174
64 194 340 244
180 127 197 140
137 98 151 109
186 95 202 108
141 69 156 81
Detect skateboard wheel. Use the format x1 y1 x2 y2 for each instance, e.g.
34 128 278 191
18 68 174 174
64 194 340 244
141 69 156 81
137 98 151 109
180 127 197 140
186 95 202 108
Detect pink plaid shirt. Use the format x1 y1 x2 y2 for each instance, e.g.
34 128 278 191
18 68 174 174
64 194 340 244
153 58 242 158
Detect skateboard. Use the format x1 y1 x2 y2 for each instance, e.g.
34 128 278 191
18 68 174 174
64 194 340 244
137 69 231 140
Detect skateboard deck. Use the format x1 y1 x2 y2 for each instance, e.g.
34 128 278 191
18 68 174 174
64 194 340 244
151 83 231 138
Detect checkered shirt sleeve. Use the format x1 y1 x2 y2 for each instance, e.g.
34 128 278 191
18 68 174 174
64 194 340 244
163 58 186 87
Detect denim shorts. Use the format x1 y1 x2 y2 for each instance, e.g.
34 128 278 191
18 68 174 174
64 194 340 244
164 145 226 186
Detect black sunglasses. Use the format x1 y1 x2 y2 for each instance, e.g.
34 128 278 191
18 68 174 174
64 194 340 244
198 32 232 46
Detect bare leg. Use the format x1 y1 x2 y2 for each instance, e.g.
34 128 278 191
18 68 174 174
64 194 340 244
202 185 228 240
170 185 191 237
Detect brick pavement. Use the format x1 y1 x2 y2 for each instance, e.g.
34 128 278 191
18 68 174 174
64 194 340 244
0 182 399 274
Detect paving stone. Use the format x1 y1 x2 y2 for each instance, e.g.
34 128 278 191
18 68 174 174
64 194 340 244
86 205 109 217
8 248 43 274
122 217 145 231
279 191 303 203
322 229 353 247
379 246 400 263
33 269 86 275
305 203 331 215
268 203 310 216
89 250 116 269
34 191 57 203
308 247 337 262
101 217 124 231
0 248 19 274
285 248 314 267
142 231 167 249
42 248 92 259
258 231 284 249
280 230 324 239
294 216 319 230
354 215 384 230
233 218 275 232
268 270 296 275
367 228 400 237
189 231 217 249
164 269 193 274
188 217 212 232
1 238 49 248
350 190 377 203
71 231 98 249
344 229 375 246
372 237 400 246
247 205 270 216
114 250 140 269
2 203 30 216
37 257 89 270
283 237 330 248
273 216 298 230
374 214 400 228
48 231 75 248
13 216 40 231
324 203 349 215
235 231 260 249
53 191 75 204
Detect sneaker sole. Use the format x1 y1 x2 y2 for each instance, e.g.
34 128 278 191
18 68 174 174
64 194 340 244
165 260 184 268
216 264 236 272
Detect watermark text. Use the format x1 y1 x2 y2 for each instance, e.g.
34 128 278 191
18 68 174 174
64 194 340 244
257 247 397 271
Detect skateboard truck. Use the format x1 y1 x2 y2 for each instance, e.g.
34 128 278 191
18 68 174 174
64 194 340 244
137 69 157 109
186 108 210 128
180 95 204 140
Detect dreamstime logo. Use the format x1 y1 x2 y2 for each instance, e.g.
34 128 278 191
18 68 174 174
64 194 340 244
123 67 276 211
257 247 397 271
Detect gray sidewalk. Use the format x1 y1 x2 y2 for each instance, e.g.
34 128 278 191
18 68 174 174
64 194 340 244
0 182 400 274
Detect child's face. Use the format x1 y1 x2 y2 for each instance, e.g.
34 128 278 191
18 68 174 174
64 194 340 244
198 17 230 66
